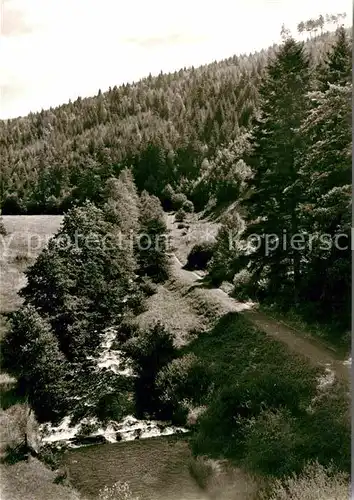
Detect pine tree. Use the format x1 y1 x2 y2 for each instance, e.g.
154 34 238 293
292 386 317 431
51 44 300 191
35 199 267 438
298 82 351 324
137 191 170 283
103 168 140 234
243 38 311 302
317 26 351 90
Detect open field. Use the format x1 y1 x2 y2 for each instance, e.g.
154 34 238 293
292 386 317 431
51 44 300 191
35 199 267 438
64 436 258 500
0 216 63 314
0 457 81 500
135 282 208 347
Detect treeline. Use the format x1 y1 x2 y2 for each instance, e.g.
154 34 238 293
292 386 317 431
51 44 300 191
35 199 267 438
2 170 170 423
0 18 347 215
193 26 351 338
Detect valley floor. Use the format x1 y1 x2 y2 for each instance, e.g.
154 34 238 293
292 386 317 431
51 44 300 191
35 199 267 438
0 214 350 500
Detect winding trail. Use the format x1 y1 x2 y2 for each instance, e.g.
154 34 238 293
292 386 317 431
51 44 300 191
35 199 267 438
168 240 350 383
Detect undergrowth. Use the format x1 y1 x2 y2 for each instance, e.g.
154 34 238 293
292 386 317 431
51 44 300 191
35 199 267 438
170 312 350 479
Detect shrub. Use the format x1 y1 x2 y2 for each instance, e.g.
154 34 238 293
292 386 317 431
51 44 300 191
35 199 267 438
161 184 175 211
140 277 158 296
185 241 215 270
156 353 211 411
208 211 245 286
191 363 318 464
115 318 140 344
243 408 301 477
183 200 195 213
175 208 186 222
265 461 350 500
98 481 139 500
171 192 187 210
123 322 176 418
77 421 99 438
232 269 253 300
300 382 350 473
138 191 170 283
0 217 7 236
95 392 130 423
38 444 65 470
188 456 214 490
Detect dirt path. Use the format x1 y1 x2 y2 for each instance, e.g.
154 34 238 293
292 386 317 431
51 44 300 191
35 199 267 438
169 252 350 383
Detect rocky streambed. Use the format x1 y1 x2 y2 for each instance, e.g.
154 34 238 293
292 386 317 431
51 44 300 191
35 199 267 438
39 327 188 449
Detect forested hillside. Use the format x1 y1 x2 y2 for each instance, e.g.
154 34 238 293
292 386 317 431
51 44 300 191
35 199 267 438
0 17 349 215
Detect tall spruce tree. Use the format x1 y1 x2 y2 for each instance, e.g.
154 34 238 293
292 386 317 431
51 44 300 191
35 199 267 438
243 37 311 302
137 191 170 283
317 26 352 90
298 82 351 325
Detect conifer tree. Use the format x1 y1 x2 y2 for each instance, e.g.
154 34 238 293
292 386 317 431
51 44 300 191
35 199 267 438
103 168 140 234
317 26 351 90
243 38 311 301
137 191 170 283
298 82 351 324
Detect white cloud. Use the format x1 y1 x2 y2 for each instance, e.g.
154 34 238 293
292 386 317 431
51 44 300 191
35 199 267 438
0 0 351 118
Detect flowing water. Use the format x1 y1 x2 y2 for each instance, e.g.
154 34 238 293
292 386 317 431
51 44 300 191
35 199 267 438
39 327 188 449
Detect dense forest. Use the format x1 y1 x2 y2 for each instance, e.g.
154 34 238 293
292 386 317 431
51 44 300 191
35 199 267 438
0 15 350 215
0 12 351 497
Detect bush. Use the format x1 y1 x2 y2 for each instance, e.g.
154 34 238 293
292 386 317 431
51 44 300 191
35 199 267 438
175 208 186 222
171 192 187 210
185 241 215 270
243 408 301 477
140 277 158 296
0 217 7 236
95 392 130 423
98 481 140 500
138 191 170 283
232 269 253 300
156 354 211 412
77 421 99 438
208 211 245 286
38 444 65 470
188 456 214 490
115 318 140 344
183 200 195 213
123 323 176 418
265 461 350 500
191 362 319 465
161 184 175 211
300 382 350 473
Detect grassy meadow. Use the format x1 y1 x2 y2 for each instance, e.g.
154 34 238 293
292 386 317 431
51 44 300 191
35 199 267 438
64 435 258 500
0 216 63 314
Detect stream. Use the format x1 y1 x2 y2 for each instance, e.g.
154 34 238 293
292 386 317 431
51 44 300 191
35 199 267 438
39 327 188 449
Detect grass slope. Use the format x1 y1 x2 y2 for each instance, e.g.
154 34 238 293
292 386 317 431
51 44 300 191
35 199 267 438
0 216 63 314
64 436 257 500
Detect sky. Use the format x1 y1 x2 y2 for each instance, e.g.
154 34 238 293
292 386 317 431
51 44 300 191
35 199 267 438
0 0 351 119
